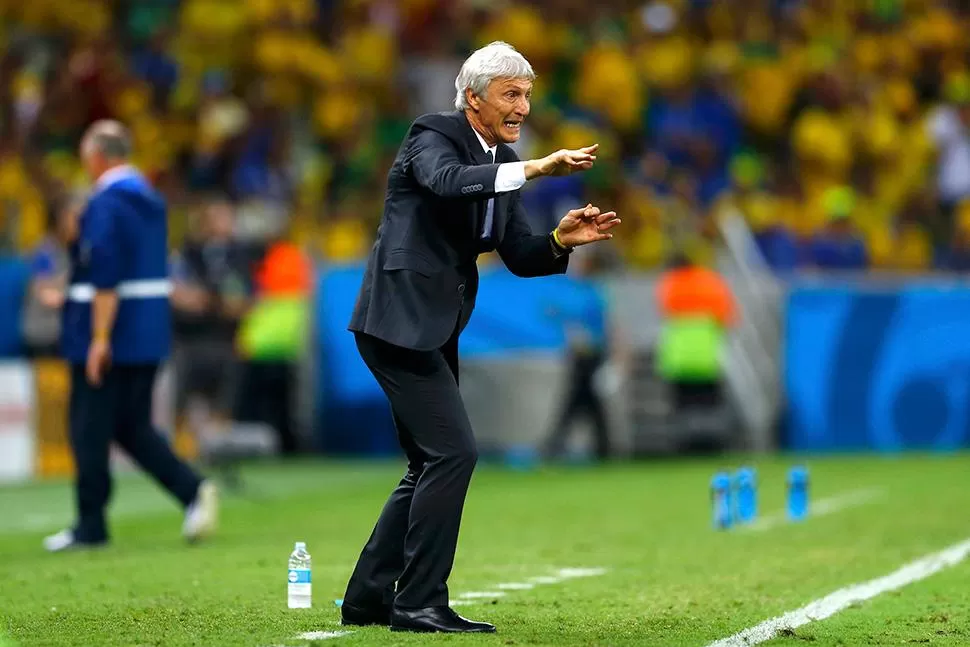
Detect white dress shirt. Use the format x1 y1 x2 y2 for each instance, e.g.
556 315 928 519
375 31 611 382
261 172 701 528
470 128 527 193
94 164 141 192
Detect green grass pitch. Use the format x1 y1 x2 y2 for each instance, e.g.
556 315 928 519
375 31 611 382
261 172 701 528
1 454 969 646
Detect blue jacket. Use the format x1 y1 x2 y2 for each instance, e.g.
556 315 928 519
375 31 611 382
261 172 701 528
62 167 171 364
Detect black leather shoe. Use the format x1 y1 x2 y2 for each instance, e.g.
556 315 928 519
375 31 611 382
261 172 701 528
340 601 391 626
390 606 496 633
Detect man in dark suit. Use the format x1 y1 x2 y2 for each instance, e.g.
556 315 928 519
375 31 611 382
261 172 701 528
340 41 621 633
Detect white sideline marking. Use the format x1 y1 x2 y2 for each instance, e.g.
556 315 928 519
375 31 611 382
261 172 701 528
705 537 970 647
295 631 353 640
456 567 607 607
286 566 609 643
459 591 507 599
745 488 882 532
529 575 562 584
557 567 608 578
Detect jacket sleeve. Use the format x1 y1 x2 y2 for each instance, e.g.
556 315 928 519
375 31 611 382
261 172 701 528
84 194 124 290
407 130 503 200
497 190 569 278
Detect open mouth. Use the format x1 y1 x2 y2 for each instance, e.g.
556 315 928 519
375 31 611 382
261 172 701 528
504 121 521 131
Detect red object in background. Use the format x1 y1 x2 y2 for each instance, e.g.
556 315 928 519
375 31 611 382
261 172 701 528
70 45 117 125
656 266 737 328
255 242 312 296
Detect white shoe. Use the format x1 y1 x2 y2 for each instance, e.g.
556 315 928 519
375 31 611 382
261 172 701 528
182 481 218 542
43 529 106 552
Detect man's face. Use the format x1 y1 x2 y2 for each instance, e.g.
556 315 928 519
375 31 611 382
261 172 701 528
205 202 235 240
79 135 102 181
476 77 532 144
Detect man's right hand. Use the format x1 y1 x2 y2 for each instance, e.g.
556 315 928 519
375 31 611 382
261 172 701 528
86 338 111 386
525 144 598 179
172 285 210 313
38 285 65 309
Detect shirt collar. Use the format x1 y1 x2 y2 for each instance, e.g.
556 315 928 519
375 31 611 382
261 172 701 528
95 164 141 191
471 128 497 159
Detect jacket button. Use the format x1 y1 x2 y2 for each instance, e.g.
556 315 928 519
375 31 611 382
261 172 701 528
457 283 465 295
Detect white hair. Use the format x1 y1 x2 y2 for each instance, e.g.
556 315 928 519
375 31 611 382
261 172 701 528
454 41 536 110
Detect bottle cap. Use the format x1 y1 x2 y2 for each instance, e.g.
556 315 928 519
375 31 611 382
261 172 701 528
295 541 306 550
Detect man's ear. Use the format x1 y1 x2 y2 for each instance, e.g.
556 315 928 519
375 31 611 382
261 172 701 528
466 88 481 112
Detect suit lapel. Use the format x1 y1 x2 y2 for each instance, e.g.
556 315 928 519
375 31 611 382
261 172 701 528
490 145 514 244
456 113 490 240
458 111 490 165
455 112 515 245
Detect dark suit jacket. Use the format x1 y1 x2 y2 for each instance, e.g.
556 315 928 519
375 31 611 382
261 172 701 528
348 111 569 351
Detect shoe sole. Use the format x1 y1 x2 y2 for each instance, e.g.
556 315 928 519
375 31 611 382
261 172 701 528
389 626 496 633
44 541 108 553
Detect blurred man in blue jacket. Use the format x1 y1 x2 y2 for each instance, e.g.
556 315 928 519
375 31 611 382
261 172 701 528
43 121 218 552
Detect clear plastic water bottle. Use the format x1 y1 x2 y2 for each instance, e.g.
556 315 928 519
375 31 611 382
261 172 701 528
287 541 312 609
711 471 733 530
787 466 809 521
734 467 758 524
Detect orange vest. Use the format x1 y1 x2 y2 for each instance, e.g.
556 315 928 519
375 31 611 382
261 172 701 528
238 242 312 361
254 242 313 296
656 266 736 328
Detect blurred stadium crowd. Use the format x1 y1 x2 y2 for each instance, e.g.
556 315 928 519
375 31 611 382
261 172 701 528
2 0 970 276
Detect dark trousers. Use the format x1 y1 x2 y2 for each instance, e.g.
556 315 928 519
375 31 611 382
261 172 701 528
234 361 298 455
344 330 477 610
69 363 202 542
545 351 610 459
671 380 722 410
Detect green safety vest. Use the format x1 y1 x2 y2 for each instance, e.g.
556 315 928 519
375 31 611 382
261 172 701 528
237 297 308 362
655 316 725 382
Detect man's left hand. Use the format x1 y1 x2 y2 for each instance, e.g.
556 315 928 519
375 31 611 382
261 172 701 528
221 295 250 319
555 204 621 248
86 339 111 386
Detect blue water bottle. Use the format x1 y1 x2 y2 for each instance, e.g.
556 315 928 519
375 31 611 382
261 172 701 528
711 471 733 530
734 467 758 524
505 444 539 471
787 465 809 521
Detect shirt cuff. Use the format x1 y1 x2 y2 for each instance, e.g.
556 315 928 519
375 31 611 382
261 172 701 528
494 162 527 193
